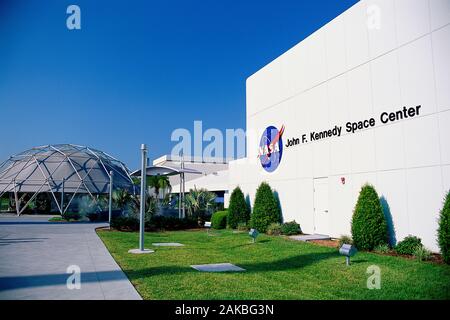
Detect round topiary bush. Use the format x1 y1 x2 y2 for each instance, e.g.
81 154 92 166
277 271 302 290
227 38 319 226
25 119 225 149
438 190 450 264
351 184 388 251
250 182 281 233
281 221 301 235
211 210 228 229
227 186 250 229
395 235 422 255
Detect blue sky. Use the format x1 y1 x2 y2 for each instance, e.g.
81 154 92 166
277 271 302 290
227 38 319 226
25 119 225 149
0 0 357 169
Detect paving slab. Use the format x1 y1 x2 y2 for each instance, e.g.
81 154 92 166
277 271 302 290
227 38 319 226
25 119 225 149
152 243 184 247
191 263 245 272
0 215 141 300
289 234 331 242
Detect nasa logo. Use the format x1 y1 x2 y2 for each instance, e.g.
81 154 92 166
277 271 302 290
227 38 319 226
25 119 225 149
258 125 285 172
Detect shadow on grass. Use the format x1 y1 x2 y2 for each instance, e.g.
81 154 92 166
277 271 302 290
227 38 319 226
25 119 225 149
124 250 339 281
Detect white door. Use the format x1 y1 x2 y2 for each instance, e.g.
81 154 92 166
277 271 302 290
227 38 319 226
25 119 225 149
313 178 330 235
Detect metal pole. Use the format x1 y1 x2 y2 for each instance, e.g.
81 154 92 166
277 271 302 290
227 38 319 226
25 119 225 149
60 178 65 214
179 173 182 219
181 155 185 219
109 171 113 229
139 144 147 251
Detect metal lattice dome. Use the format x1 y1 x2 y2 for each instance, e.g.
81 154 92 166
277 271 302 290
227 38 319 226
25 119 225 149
0 144 135 215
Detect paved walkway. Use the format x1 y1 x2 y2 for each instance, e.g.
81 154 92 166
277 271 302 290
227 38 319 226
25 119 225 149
0 215 141 300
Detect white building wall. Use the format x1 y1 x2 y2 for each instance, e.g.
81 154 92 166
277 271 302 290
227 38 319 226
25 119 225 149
228 0 450 252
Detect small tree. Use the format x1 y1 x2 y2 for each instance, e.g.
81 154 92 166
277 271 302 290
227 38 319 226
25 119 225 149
438 190 450 264
184 187 216 218
250 182 281 233
351 184 388 251
227 186 250 229
112 189 133 215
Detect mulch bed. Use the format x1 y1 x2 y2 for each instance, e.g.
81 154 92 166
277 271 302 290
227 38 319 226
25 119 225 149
309 239 339 248
308 239 445 264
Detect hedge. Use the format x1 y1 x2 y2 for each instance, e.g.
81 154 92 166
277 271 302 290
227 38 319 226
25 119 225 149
211 210 228 229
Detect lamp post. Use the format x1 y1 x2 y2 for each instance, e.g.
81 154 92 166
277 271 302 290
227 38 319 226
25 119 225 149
139 144 147 251
128 144 154 254
108 171 113 230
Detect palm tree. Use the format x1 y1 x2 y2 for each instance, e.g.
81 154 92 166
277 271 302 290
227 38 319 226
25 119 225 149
147 175 171 199
112 189 133 214
184 187 216 217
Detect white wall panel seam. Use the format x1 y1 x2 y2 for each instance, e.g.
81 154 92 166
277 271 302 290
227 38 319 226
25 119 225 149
247 25 448 119
428 0 445 196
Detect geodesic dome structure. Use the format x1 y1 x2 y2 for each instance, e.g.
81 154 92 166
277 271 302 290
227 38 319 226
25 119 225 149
0 144 135 215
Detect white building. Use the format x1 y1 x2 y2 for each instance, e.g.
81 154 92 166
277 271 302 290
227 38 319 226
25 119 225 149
154 155 230 202
225 0 450 252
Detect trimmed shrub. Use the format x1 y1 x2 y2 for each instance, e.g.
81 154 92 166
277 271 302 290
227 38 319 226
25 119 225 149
351 184 388 250
211 210 228 229
266 223 282 236
86 212 99 222
250 182 281 233
281 221 301 235
413 245 432 262
395 235 422 255
62 212 82 221
438 190 450 264
227 187 250 229
338 235 353 248
146 216 198 231
111 216 139 231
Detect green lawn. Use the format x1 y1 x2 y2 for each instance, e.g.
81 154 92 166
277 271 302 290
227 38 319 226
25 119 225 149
97 229 450 300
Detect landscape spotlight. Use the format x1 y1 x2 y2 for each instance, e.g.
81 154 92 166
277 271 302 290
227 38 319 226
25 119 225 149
249 229 259 243
339 244 357 266
204 221 212 235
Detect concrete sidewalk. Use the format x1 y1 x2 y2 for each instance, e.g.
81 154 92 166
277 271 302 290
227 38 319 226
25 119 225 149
0 215 141 300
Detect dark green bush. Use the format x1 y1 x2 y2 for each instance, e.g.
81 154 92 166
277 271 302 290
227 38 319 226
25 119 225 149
438 190 450 264
211 210 228 229
86 212 99 222
62 212 81 221
111 216 139 231
395 235 422 255
281 221 301 235
111 215 198 232
250 182 281 233
227 187 250 229
266 223 282 236
351 184 388 250
146 216 198 231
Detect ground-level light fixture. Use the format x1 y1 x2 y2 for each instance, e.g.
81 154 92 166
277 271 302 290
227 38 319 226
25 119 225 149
339 244 357 266
204 221 212 235
249 229 259 243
